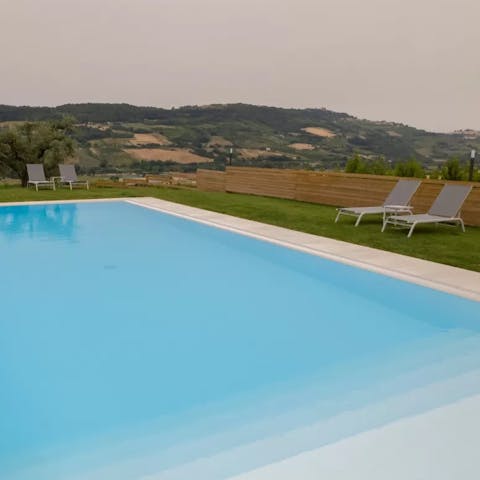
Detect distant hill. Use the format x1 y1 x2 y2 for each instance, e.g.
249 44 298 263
1 103 478 174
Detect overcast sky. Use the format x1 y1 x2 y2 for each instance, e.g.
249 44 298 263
1 0 479 131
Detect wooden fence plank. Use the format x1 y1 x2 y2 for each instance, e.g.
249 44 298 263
197 169 225 192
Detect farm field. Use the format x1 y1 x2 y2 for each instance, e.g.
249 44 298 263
125 148 212 163
128 133 171 145
302 127 336 137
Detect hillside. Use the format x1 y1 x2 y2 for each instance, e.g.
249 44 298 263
1 103 478 174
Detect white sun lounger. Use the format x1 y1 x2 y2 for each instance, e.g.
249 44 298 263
382 184 472 238
335 179 421 226
59 164 89 190
26 164 55 191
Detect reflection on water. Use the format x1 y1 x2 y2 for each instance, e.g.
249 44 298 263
0 203 78 241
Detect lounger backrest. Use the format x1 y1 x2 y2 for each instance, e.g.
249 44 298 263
59 164 78 182
428 184 473 218
26 164 47 182
383 179 421 206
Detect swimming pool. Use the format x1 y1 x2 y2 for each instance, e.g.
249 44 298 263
1 200 480 479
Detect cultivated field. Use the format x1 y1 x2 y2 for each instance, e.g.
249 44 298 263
290 143 315 151
0 121 25 127
207 136 233 147
302 127 336 138
125 148 212 164
129 133 170 146
238 148 292 159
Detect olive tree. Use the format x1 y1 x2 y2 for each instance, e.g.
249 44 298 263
0 118 75 186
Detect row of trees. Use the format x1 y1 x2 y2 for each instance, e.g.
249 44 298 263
345 154 479 181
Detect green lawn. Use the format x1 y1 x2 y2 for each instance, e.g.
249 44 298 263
1 184 479 272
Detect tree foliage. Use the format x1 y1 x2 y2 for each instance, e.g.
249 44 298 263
441 157 465 181
394 158 425 178
345 154 366 173
345 154 390 175
0 118 75 185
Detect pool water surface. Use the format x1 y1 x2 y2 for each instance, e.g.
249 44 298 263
1 201 479 479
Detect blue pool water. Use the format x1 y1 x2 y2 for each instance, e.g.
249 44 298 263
1 201 480 479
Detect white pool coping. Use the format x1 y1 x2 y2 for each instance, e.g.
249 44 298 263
3 196 480 479
2 196 479 301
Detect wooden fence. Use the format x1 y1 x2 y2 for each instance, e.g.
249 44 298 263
197 167 480 226
197 169 226 192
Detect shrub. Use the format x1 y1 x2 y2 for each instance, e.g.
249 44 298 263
345 154 367 173
345 154 390 175
394 158 425 178
441 157 465 181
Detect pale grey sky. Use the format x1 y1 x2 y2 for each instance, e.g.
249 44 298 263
1 0 479 131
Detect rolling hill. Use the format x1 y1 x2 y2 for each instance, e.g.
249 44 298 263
1 103 479 174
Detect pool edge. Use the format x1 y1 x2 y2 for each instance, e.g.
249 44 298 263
126 197 480 303
1 196 479 302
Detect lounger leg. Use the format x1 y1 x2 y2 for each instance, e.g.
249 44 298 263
354 213 364 227
335 210 342 223
70 182 72 191
381 219 388 232
86 181 90 190
35 184 38 192
407 222 417 238
459 219 465 232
